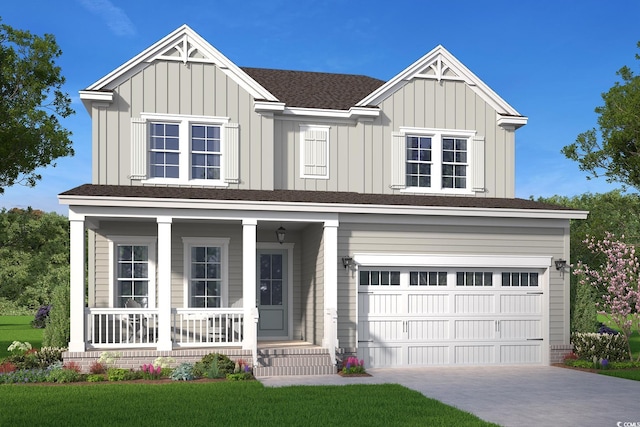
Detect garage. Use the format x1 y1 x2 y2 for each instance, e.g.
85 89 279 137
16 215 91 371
355 254 549 368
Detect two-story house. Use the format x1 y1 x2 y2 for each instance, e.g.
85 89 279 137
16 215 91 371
59 25 586 375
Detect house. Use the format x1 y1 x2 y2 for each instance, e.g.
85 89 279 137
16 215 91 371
59 25 587 375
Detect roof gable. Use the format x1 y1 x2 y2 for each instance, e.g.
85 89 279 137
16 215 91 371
356 45 527 126
82 25 278 102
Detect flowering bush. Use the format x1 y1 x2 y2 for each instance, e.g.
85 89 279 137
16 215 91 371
342 356 366 374
141 363 163 380
571 332 628 362
98 351 122 367
153 356 175 368
89 361 106 374
32 305 51 328
0 361 17 373
573 232 640 360
7 341 32 355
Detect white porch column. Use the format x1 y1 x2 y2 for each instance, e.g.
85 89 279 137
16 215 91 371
242 219 258 365
156 216 172 351
323 220 339 364
68 212 86 352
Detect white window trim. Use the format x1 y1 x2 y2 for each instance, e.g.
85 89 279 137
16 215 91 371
141 113 230 187
107 236 157 309
300 124 330 179
182 237 230 308
399 126 475 195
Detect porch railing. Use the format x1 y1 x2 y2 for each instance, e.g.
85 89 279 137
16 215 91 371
172 308 244 347
85 308 244 349
86 308 158 348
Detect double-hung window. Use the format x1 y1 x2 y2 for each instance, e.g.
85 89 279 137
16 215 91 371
109 236 156 308
394 127 479 193
131 113 239 185
183 238 229 308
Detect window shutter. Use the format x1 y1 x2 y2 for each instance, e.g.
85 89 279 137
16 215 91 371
130 118 147 180
390 132 406 189
224 122 240 183
302 128 328 178
472 135 485 192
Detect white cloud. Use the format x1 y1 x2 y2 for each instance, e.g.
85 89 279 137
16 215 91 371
78 0 136 36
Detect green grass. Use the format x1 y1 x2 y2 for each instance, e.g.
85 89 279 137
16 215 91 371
0 316 43 359
0 382 497 427
600 370 640 381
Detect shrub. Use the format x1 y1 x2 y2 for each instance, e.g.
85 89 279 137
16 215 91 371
170 363 195 381
563 352 579 361
571 280 599 333
197 353 235 376
35 347 65 368
32 304 51 328
226 372 254 381
87 374 106 382
107 368 140 382
342 356 366 374
47 367 83 383
63 361 81 372
571 332 628 362
564 359 594 369
6 348 40 370
89 361 106 374
0 361 17 373
42 284 70 347
205 358 224 379
609 360 640 369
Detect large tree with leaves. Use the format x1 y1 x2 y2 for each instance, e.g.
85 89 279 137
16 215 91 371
562 42 640 189
0 19 74 193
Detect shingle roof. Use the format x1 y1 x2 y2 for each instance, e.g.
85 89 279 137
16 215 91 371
60 184 576 212
241 67 385 110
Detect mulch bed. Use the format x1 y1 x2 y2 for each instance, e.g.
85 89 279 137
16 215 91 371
337 371 372 377
6 377 231 386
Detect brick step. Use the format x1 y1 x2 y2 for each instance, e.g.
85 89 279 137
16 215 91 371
254 347 336 377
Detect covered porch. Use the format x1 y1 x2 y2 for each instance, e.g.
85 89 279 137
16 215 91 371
62 198 341 369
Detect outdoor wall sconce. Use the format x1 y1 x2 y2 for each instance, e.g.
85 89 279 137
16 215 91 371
275 226 286 244
342 256 353 269
555 259 567 270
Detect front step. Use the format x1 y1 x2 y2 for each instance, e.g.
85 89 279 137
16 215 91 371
254 347 335 377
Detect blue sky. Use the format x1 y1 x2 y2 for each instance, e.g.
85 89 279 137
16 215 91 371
1 0 638 214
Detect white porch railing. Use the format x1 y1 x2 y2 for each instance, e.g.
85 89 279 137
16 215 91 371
172 308 244 347
86 308 158 348
85 308 244 349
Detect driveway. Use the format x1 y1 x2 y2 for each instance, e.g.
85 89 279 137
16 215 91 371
259 366 640 427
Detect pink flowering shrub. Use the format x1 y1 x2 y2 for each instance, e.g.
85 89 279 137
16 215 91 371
140 363 163 379
342 356 366 374
573 232 640 361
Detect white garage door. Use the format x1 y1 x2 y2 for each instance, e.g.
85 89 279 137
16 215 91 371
357 268 545 367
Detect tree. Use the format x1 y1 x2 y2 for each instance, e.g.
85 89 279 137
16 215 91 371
0 19 74 193
537 191 640 332
562 42 640 190
573 233 640 361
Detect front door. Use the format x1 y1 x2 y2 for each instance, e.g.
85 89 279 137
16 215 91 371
257 249 288 339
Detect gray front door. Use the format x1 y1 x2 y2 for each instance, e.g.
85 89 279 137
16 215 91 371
257 249 288 338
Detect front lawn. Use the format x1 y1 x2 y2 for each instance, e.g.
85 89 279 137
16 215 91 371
0 382 497 426
0 316 43 359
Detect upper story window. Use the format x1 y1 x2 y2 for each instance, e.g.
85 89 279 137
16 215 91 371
300 125 330 179
392 127 482 194
130 114 239 186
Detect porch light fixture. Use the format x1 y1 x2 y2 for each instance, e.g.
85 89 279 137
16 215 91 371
555 259 567 270
342 256 353 269
275 226 286 244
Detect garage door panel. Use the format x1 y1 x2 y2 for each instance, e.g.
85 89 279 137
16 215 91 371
408 294 448 314
359 319 402 341
500 319 541 339
408 345 449 365
455 319 495 339
500 294 542 314
455 345 495 364
500 344 542 364
359 293 402 315
360 345 402 368
409 320 449 340
455 294 494 314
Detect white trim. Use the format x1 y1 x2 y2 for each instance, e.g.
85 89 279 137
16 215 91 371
182 237 230 308
497 114 528 129
300 125 330 179
59 196 589 221
256 243 294 340
352 253 552 269
107 235 157 309
84 25 278 103
254 101 286 113
282 106 380 120
78 90 113 102
357 45 527 123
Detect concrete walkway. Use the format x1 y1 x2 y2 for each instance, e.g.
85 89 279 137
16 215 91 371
259 366 640 427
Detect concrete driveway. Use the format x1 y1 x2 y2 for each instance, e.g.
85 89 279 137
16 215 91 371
259 366 640 427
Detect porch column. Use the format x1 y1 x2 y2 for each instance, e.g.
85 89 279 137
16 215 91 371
68 211 86 352
323 220 339 364
242 219 258 365
156 216 172 351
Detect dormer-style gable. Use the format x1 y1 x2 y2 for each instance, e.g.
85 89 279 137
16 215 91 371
357 45 527 129
79 24 279 112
